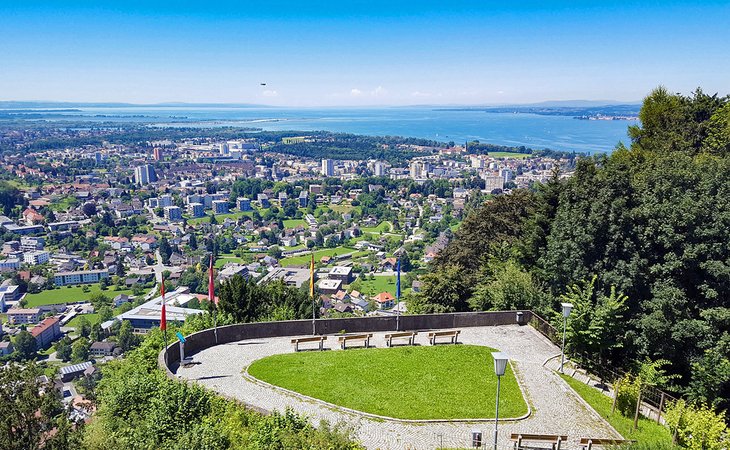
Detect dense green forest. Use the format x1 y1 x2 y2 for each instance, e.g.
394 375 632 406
412 87 730 413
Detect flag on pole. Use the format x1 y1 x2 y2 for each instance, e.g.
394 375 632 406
208 254 216 305
309 253 315 298
160 275 167 331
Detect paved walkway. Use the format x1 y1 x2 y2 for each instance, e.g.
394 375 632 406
173 325 620 449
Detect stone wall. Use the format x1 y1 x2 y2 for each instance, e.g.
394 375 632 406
159 310 533 375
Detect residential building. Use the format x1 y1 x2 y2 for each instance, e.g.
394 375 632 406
257 194 270 208
212 200 229 214
0 341 13 356
0 258 21 272
164 206 183 221
298 191 309 207
328 266 353 283
24 250 50 265
188 202 205 218
7 308 42 324
20 236 45 252
60 362 94 382
237 197 252 211
258 267 311 288
374 161 387 176
54 269 109 286
321 159 335 177
31 317 62 348
153 147 163 161
90 341 118 357
159 194 174 208
318 279 342 295
374 292 396 309
134 164 157 186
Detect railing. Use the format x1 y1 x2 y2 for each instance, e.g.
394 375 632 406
529 311 679 422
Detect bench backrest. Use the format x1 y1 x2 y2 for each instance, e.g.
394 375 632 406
579 438 631 445
510 434 568 442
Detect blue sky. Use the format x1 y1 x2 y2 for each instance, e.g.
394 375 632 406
1 1 728 106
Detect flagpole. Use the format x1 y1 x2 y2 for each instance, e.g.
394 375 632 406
209 254 218 344
396 256 401 332
310 252 316 335
160 275 168 366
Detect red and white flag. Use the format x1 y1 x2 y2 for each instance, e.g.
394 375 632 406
160 274 167 331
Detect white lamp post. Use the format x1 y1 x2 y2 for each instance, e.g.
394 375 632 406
492 352 508 450
560 302 573 373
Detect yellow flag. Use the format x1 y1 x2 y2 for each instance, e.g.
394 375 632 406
309 253 315 298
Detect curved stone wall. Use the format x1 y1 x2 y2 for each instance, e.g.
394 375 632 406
158 310 533 375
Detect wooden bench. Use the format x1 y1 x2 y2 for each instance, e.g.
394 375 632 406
338 333 373 350
579 438 635 449
510 433 568 450
291 336 327 352
428 329 460 345
384 331 418 347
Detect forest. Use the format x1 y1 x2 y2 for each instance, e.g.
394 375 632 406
412 87 730 415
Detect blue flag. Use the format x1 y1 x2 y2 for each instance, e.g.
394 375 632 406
396 257 401 301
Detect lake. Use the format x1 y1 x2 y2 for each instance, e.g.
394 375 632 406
44 106 638 154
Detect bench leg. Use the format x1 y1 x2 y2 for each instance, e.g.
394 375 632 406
556 438 562 450
294 342 299 352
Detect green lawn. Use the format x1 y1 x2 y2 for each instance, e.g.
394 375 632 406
283 219 306 229
487 151 532 159
187 210 254 225
215 253 244 269
353 275 408 297
24 285 134 307
279 247 356 267
559 374 675 447
66 313 100 327
249 345 526 420
361 221 392 233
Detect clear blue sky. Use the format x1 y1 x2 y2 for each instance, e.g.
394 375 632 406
1 1 728 106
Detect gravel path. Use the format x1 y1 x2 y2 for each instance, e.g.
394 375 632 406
173 325 619 449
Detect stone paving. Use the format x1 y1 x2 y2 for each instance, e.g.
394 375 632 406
173 325 620 449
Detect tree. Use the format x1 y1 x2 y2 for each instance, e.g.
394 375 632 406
55 336 72 362
0 362 80 450
98 305 114 322
560 276 628 373
13 330 37 360
76 316 92 338
82 202 97 217
117 320 136 352
71 337 90 363
188 233 198 250
664 399 728 450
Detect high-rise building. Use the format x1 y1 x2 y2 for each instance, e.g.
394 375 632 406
373 161 386 177
237 197 252 211
159 194 173 208
134 165 157 186
164 206 183 221
188 203 205 218
321 159 334 177
219 143 229 155
153 147 163 161
212 200 229 214
409 160 431 180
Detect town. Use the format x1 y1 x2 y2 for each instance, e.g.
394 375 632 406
0 124 575 420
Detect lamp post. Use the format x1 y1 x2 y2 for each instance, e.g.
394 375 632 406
492 352 508 450
560 302 573 373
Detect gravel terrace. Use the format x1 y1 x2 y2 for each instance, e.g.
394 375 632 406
173 325 620 449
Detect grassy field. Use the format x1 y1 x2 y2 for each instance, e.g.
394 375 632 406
187 210 254 225
66 313 100 327
279 247 356 267
361 221 392 234
249 345 527 420
283 219 306 229
24 285 134 307
559 374 675 446
354 275 405 297
215 253 244 269
487 151 532 159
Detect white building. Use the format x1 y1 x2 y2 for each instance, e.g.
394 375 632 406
321 159 335 177
134 165 157 186
188 202 205 218
24 250 50 265
54 269 109 286
212 200 229 214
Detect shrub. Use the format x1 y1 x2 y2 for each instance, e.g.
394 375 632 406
663 399 728 450
615 374 641 417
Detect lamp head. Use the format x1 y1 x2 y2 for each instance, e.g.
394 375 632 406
492 352 508 376
561 302 573 318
